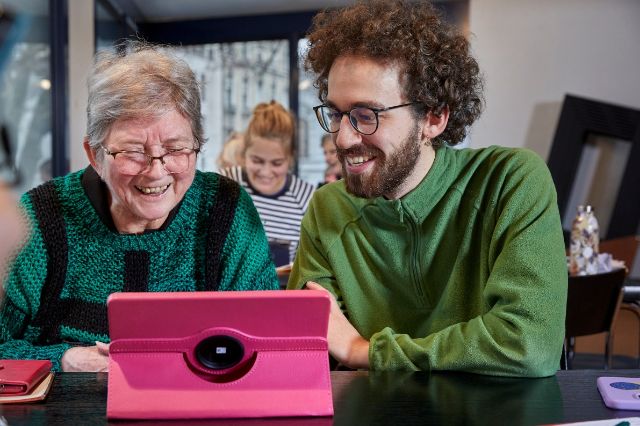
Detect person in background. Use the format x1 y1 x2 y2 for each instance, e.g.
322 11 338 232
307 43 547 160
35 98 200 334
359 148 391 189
0 131 26 284
0 185 27 296
321 133 341 184
216 131 245 170
220 101 315 268
288 0 567 377
0 41 278 372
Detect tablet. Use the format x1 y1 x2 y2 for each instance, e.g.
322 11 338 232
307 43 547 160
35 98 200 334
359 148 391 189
106 290 333 420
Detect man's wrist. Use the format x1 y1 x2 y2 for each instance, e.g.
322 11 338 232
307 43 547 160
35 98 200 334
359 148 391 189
346 337 370 369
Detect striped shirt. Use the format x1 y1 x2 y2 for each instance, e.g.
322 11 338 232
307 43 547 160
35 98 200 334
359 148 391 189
220 166 315 264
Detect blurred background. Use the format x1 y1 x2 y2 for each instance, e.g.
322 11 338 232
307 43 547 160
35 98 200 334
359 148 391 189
0 0 638 249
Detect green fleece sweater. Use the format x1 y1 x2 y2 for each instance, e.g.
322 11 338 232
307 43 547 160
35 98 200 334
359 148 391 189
1 169 278 370
288 146 567 377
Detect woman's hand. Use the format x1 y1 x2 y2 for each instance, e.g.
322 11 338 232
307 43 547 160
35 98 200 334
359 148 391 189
305 281 370 369
61 341 110 372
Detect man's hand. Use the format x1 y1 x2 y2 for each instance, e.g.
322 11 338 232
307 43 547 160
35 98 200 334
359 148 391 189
305 281 370 369
61 341 110 372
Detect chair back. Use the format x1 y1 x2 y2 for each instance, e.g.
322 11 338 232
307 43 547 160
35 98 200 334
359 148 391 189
565 268 626 338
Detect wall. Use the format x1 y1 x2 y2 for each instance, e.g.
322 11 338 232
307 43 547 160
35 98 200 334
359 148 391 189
469 0 640 159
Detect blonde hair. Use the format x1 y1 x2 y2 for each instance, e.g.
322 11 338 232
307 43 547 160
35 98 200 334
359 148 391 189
217 132 245 169
244 101 295 158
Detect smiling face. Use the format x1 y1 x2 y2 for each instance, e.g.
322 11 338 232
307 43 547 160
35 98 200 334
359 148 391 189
326 55 439 199
244 136 290 195
84 109 197 234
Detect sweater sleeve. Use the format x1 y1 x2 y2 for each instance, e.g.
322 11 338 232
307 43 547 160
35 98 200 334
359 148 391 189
218 186 279 291
0 298 71 371
369 150 567 377
0 196 71 371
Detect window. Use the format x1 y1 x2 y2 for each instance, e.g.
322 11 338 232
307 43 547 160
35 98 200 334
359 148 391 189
297 38 325 186
0 1 52 193
168 41 289 172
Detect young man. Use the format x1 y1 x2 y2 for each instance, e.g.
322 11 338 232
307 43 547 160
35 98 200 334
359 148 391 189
288 0 567 377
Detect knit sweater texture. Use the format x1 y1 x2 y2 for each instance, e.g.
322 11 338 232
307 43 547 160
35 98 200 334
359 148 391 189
0 168 278 370
288 146 567 377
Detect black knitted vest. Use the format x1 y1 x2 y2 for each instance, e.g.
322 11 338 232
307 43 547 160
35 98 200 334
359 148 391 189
27 175 240 344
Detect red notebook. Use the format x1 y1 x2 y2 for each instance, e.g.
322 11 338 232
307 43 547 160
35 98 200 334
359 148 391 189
0 360 52 397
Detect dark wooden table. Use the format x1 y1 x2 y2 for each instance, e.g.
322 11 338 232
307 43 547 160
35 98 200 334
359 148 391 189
1 370 639 425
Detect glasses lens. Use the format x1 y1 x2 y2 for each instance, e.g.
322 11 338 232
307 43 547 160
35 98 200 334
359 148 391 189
114 152 148 175
315 107 330 132
350 108 378 135
326 108 343 132
163 150 192 174
317 106 342 133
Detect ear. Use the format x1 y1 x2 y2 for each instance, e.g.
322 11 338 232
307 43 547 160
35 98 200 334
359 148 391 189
420 106 450 141
83 137 102 173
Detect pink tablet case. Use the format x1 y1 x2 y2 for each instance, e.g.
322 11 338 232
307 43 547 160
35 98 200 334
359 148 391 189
106 290 333 420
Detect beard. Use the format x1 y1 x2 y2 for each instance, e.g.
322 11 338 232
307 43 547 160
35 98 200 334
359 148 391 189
338 123 422 199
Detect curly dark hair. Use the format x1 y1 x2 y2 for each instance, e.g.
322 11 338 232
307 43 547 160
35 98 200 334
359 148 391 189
305 0 484 147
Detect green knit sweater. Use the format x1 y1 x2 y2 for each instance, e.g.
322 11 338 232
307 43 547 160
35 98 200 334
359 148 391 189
0 168 278 370
288 146 567 377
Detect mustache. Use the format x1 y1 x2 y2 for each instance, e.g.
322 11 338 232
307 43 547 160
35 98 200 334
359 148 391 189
337 145 382 159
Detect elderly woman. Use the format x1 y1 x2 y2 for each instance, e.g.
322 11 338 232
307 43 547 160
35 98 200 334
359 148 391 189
0 42 278 372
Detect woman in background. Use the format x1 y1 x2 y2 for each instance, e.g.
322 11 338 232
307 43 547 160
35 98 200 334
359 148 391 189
216 131 245 170
221 101 315 267
320 133 341 185
0 184 27 297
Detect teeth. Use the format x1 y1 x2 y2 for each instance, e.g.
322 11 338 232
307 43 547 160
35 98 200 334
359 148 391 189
137 184 169 194
347 155 372 166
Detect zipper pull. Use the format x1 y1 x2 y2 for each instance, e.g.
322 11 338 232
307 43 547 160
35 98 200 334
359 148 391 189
395 200 404 223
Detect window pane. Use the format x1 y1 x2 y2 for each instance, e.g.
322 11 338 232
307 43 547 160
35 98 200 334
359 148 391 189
168 41 289 172
96 1 130 49
0 1 51 193
297 38 326 187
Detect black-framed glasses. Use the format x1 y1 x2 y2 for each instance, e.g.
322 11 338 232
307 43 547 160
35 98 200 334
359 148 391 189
313 102 418 135
101 145 199 176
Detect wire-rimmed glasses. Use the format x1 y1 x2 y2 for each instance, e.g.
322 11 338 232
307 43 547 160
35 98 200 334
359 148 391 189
313 102 418 135
101 146 199 175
